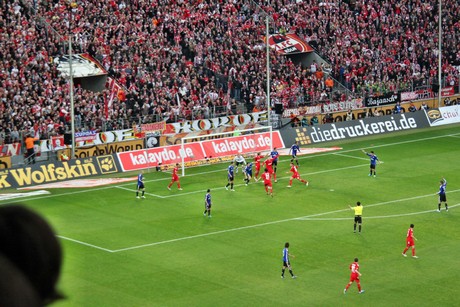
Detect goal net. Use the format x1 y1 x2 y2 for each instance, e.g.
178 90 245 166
180 126 274 176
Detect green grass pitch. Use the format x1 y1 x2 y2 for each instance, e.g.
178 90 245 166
4 123 460 306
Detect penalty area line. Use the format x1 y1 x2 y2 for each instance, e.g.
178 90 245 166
297 203 460 221
115 186 166 199
57 235 115 253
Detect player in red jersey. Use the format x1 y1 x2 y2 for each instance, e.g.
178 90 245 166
262 168 273 197
263 154 279 182
167 163 183 190
253 152 264 181
402 224 418 258
286 162 309 187
344 258 364 294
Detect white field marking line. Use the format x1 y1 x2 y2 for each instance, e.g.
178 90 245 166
298 132 460 160
448 135 460 139
160 163 369 199
115 186 166 199
298 203 460 221
111 190 460 253
332 153 369 161
57 235 114 253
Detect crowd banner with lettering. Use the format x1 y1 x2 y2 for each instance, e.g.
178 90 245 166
163 111 268 134
282 106 322 118
40 128 144 153
322 98 364 113
441 86 455 97
280 112 430 145
58 139 144 159
0 155 121 189
423 105 460 126
141 122 166 133
400 91 418 102
0 143 21 156
364 92 400 107
117 131 284 171
75 130 97 142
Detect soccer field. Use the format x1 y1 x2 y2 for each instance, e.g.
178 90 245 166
5 124 460 307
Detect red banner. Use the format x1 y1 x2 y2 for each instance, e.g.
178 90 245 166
117 131 284 171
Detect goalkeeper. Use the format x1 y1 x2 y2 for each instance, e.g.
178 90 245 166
233 154 247 174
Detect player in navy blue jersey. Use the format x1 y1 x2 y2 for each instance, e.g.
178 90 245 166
289 142 301 166
281 242 296 279
203 189 212 218
362 149 380 177
244 162 253 186
225 162 235 191
437 177 448 212
270 148 279 174
136 171 145 199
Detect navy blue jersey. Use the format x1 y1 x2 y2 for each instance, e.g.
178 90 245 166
244 163 253 176
282 247 289 263
439 180 447 195
366 153 379 166
290 144 300 156
205 192 212 208
137 173 144 189
228 165 234 178
270 150 279 162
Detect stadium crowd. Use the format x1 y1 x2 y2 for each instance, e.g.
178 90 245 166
0 0 459 144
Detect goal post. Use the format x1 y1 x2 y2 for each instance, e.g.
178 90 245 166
180 126 274 176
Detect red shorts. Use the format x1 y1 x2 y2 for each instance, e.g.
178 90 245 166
264 182 272 187
350 273 360 282
267 168 274 174
291 173 300 179
171 175 179 182
406 239 415 247
255 164 260 171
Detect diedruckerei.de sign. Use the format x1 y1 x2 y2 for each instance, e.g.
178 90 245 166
304 112 429 144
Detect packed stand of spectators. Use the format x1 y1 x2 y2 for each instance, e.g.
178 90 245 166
1 0 459 145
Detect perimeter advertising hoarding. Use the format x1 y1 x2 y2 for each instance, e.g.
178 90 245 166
423 105 460 126
0 155 121 189
281 112 430 146
117 131 285 171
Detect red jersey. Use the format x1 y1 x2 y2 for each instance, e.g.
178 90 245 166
290 165 300 177
406 228 413 239
262 172 272 185
254 155 263 168
349 261 360 281
171 166 179 181
264 158 274 172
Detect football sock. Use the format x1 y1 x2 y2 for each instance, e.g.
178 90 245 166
177 183 181 189
354 224 357 231
142 191 145 196
136 192 138 196
359 225 362 232
231 183 234 189
281 269 285 277
446 203 448 210
289 269 294 276
289 180 293 185
438 203 441 210
226 183 229 187
357 283 361 291
403 247 409 254
412 248 416 256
